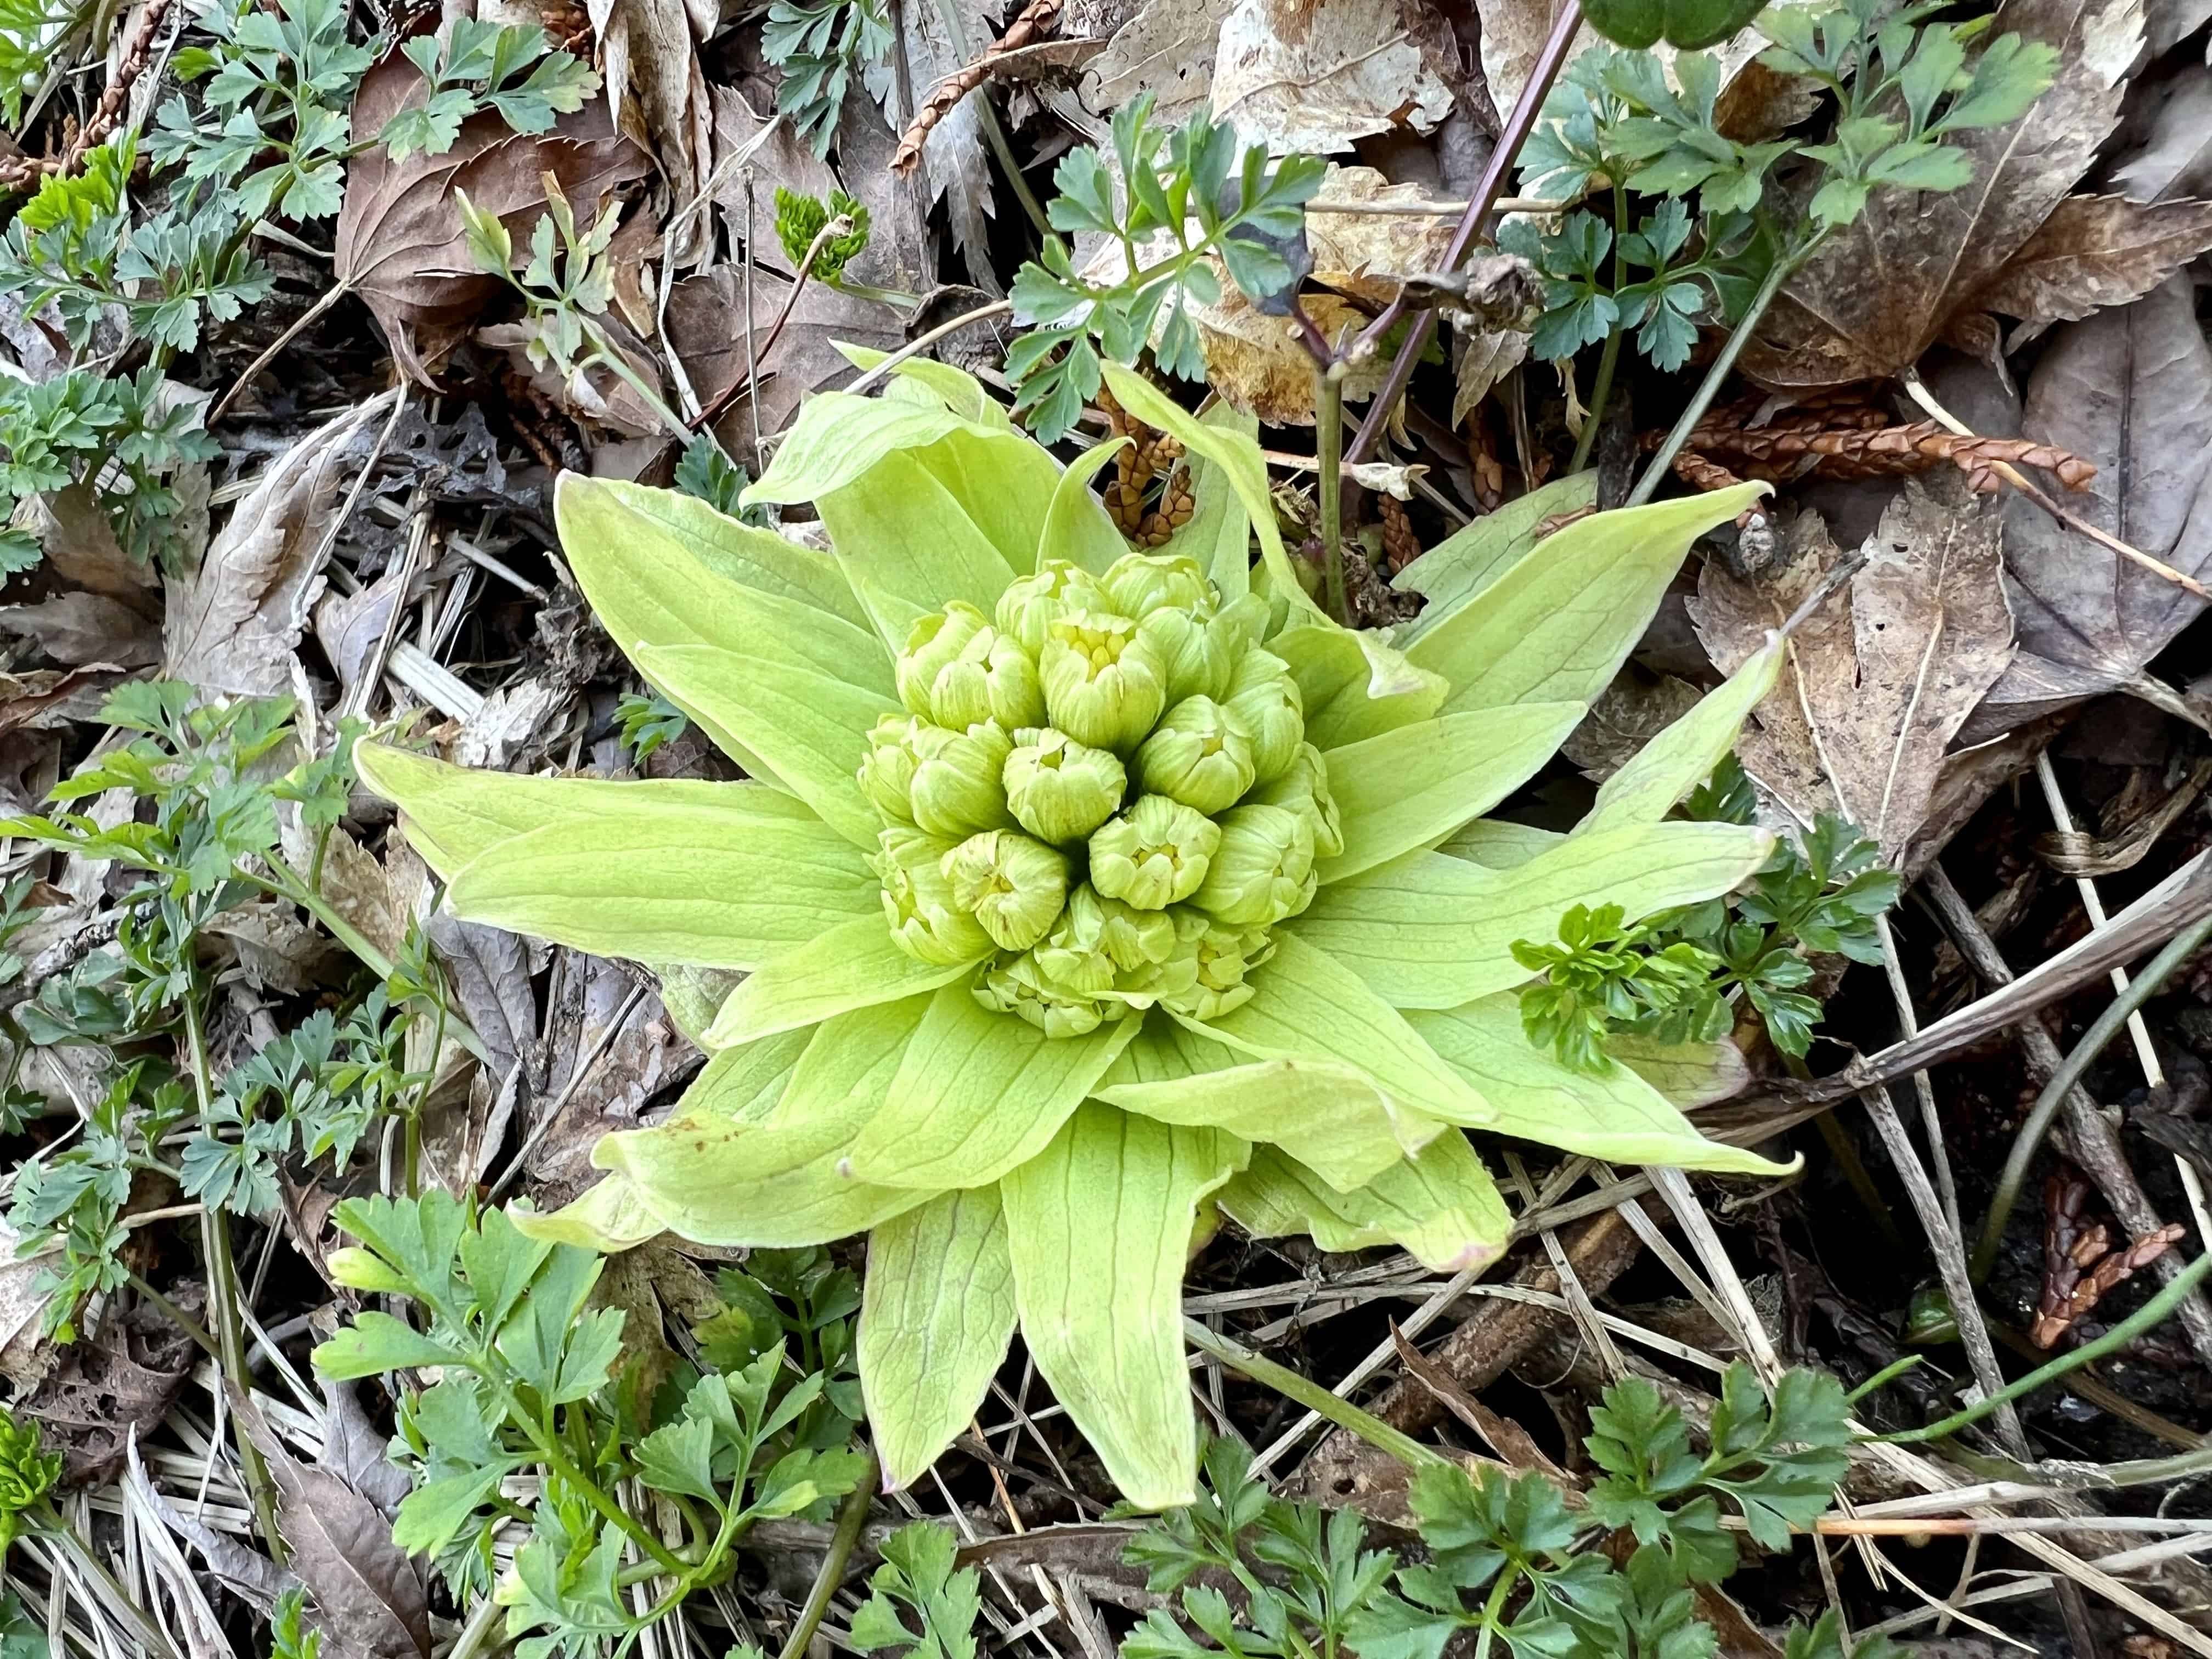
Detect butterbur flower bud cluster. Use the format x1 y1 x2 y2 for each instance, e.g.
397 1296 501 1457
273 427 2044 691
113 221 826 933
862 551 1341 1035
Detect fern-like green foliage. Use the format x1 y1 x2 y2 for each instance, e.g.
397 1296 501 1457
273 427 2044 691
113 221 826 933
762 0 890 157
0 0 74 125
379 16 599 160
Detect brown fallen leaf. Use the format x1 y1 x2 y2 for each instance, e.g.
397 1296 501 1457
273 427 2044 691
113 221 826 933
0 592 160 668
1210 0 1453 153
2113 75 2212 205
1970 274 2212 735
338 56 647 382
1688 475 2016 861
1304 166 1463 306
1188 286 1389 424
586 0 713 264
1562 664 1703 781
163 394 396 698
1970 193 2212 348
888 0 1002 292
1080 0 1235 126
1747 0 2141 389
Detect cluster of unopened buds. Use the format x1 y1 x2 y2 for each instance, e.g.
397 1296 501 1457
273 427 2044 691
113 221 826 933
860 551 1341 1037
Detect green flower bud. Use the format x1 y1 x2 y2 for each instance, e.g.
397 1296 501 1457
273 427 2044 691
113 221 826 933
1157 916 1276 1022
1003 727 1127 844
1102 550 1210 619
909 720 1015 839
1191 803 1317 927
898 604 1046 730
975 950 1125 1039
995 560 1108 654
1223 647 1302 784
1214 592 1270 659
859 714 924 824
875 827 994 965
1245 742 1344 859
327 1245 411 1296
1034 883 1179 997
1134 696 1257 816
1039 610 1167 752
944 830 1071 951
1137 607 1234 705
1088 794 1221 910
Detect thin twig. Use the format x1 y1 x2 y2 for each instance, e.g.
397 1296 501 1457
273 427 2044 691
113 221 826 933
842 300 1015 399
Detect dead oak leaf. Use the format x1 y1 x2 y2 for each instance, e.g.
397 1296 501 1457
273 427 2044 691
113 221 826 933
1688 475 2015 861
1746 0 2142 391
1967 192 2212 348
1210 0 1453 153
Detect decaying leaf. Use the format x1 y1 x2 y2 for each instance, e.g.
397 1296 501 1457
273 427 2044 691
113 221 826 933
1972 274 2212 734
1688 475 2015 860
1305 166 1465 306
2113 75 2212 205
1562 666 1704 781
1082 0 1237 125
879 0 1001 292
1967 193 2212 347
1211 0 1453 152
1189 286 1389 424
163 395 396 698
1747 0 2142 388
586 0 714 264
338 59 647 382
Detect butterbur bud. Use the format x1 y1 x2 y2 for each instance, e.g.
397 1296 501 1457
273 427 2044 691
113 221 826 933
909 721 1015 838
1158 916 1276 1021
1089 794 1221 909
1224 647 1302 783
1040 611 1167 752
1138 607 1234 704
328 1245 410 1296
859 714 922 823
1004 727 1126 844
977 950 1121 1039
875 827 992 964
897 602 989 718
1035 884 1178 997
1103 550 1209 619
944 830 1071 951
1135 696 1257 816
899 605 1046 730
996 560 1108 654
1246 742 1344 858
1192 803 1317 927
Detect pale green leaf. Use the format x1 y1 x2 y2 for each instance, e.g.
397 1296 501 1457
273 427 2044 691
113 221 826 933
354 743 821 881
744 392 998 504
635 642 896 849
1101 362 1325 625
1581 640 1784 833
817 449 1023 648
1319 703 1587 884
1000 1105 1248 1508
1410 483 1767 713
1098 1019 1439 1192
1192 933 1493 1126
845 984 1141 1189
1407 995 1795 1175
860 1188 1019 1490
515 1173 672 1252
1218 1137 1510 1272
831 344 1012 428
441 803 879 970
1161 402 1257 603
1039 438 1135 574
1436 818 1564 868
1272 623 1447 751
1391 472 1598 645
1606 1031 1751 1108
704 917 979 1046
596 998 939 1245
1289 823 1773 1008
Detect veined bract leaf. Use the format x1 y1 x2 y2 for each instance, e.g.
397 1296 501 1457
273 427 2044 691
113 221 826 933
815 449 1022 648
1392 472 1599 644
1410 483 1767 713
1290 823 1773 1008
860 1188 1019 1491
1580 639 1785 833
1039 438 1136 574
1219 1137 1509 1272
1163 402 1260 603
831 344 1011 428
1272 622 1447 750
703 917 979 1046
1000 1105 1248 1508
1407 995 1796 1176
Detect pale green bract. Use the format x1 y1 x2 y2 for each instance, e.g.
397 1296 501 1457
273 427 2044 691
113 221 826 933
356 357 1794 1510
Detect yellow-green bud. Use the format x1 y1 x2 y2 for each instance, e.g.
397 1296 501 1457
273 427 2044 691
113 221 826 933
1135 696 1257 816
908 720 1015 839
859 714 924 824
1102 550 1210 619
1137 607 1235 704
875 827 994 965
1003 727 1127 844
1034 884 1178 998
1040 610 1167 752
944 830 1071 951
976 950 1121 1038
995 560 1108 654
1223 646 1302 784
1192 803 1317 927
1088 794 1221 910
1158 917 1276 1022
1214 592 1269 659
898 603 1046 730
1245 742 1344 859
327 1245 411 1296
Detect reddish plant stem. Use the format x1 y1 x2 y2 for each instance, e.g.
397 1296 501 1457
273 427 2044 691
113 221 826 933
1344 1 1584 467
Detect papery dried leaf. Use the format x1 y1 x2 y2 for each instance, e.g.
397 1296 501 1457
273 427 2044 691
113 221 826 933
1963 193 2212 347
2113 76 2212 205
1305 166 1462 306
1191 286 1387 424
1747 0 2142 389
163 396 394 697
1971 274 2212 735
1080 0 1234 124
585 0 713 264
1688 476 2015 860
1211 0 1452 151
338 58 647 382
885 0 1001 291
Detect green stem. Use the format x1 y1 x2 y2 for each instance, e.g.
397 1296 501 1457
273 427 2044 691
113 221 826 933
825 275 921 311
1883 1248 2212 1445
774 1449 879 1659
182 992 283 1554
125 1267 219 1360
1970 907 2212 1282
1183 1318 1447 1471
489 1374 689 1577
1624 227 1827 507
1569 183 1631 476
1314 360 1348 623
